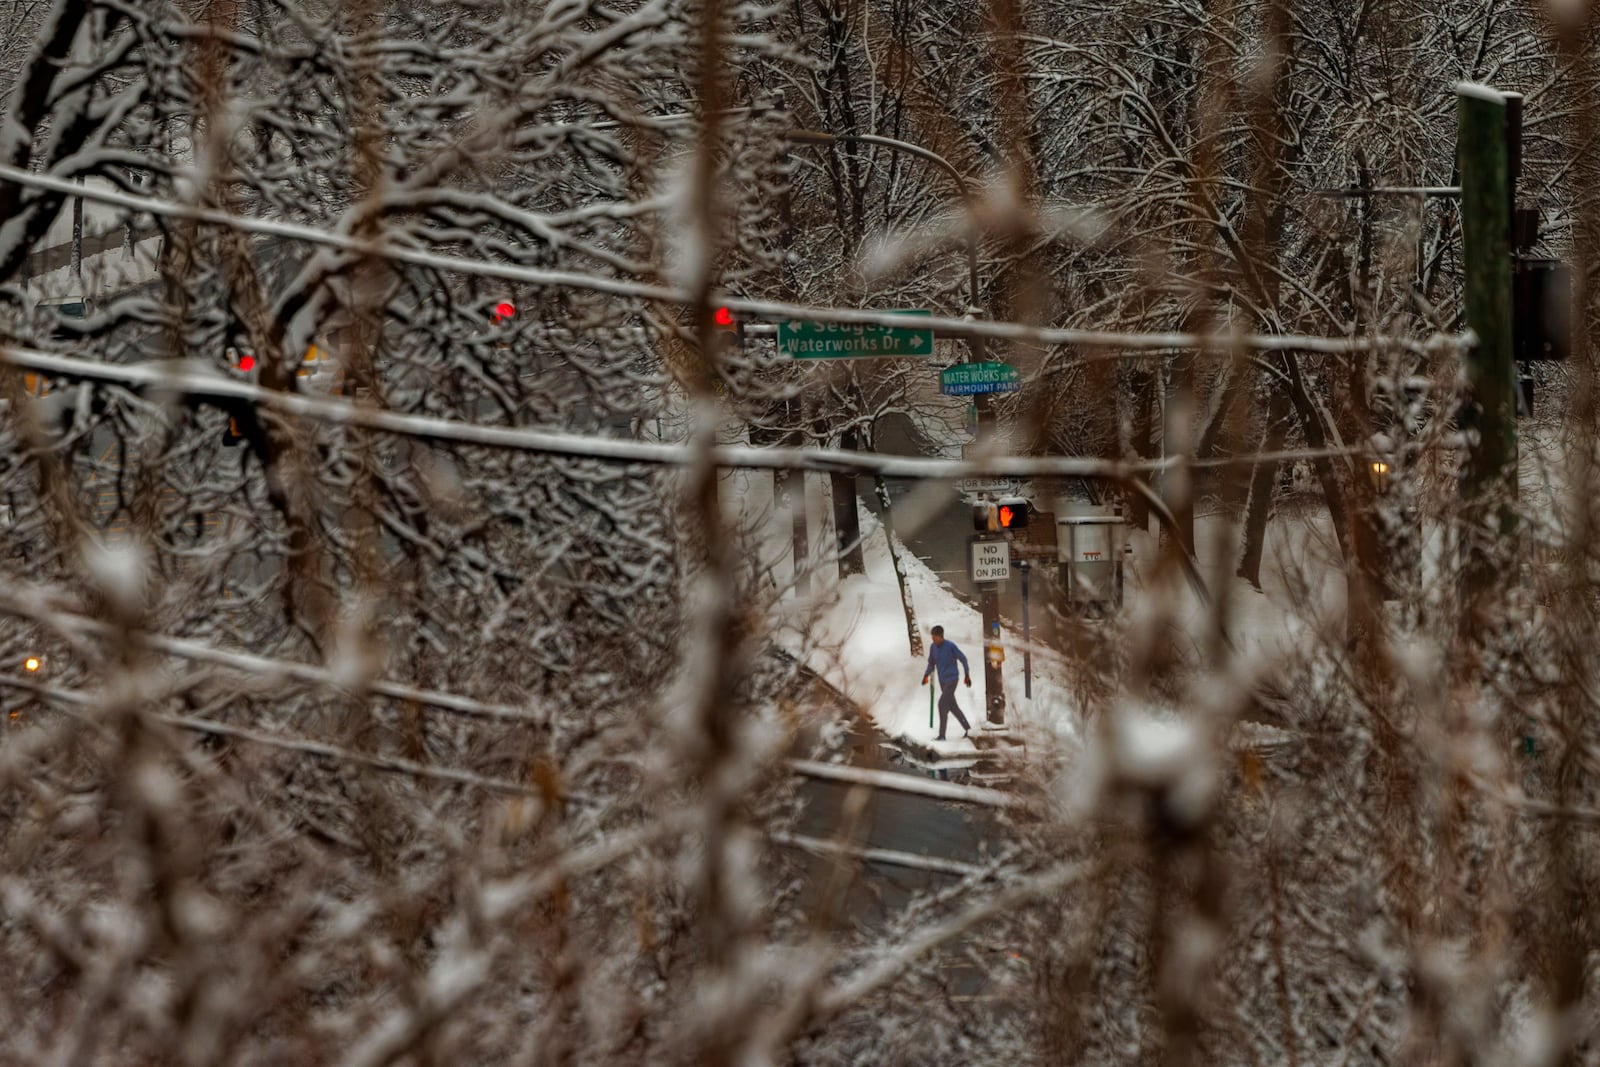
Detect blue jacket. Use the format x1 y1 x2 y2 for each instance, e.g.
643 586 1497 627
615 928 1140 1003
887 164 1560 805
924 640 970 685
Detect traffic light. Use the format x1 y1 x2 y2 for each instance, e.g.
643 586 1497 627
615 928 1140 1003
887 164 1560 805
712 305 743 352
973 499 1031 531
1513 259 1570 363
224 347 257 446
491 300 516 324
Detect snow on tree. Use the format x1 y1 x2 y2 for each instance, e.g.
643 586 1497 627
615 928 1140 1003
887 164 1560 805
3 0 1600 1063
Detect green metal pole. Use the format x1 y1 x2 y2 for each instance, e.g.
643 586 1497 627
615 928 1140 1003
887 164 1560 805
1456 84 1518 594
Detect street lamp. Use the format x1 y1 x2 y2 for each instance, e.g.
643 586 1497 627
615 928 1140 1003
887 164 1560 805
1369 459 1391 494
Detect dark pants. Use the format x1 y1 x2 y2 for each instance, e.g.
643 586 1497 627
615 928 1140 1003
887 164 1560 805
936 680 971 738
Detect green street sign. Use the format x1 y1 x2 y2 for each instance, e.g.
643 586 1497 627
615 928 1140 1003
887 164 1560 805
778 311 934 359
940 361 1020 396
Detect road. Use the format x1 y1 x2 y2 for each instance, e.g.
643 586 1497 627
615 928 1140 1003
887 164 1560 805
785 659 1017 1001
793 722 1001 928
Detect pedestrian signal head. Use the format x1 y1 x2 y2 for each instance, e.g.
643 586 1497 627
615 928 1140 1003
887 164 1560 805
972 503 998 532
996 498 1029 530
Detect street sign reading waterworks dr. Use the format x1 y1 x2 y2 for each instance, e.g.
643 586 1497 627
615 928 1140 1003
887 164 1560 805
778 312 933 359
941 362 1020 395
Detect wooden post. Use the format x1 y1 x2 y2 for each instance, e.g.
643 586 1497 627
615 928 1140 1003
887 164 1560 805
1456 83 1518 597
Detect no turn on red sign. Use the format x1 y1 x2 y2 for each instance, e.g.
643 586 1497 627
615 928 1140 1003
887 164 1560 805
971 539 1011 583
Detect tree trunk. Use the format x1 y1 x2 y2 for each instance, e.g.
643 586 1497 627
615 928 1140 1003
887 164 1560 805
1127 369 1156 532
1278 350 1352 564
1237 382 1291 589
1163 353 1197 555
775 468 809 596
831 428 865 577
874 474 921 656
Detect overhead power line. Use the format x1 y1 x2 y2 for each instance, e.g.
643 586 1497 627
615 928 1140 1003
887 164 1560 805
1 669 1024 816
0 672 555 798
786 758 1023 808
0 586 1024 811
0 162 1449 356
0 344 1365 478
0 584 546 726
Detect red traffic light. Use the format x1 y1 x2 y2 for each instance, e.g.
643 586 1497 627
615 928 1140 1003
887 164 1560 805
713 305 735 328
492 301 516 322
236 353 256 372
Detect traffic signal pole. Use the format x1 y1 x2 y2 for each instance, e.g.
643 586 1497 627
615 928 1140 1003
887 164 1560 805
1457 84 1518 606
970 326 1006 727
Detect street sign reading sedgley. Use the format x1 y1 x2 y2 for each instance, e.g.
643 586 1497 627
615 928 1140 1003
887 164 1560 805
778 311 934 359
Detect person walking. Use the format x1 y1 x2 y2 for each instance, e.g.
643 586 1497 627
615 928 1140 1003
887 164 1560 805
921 625 973 741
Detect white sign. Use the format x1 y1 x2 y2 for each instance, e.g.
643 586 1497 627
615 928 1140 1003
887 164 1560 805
971 539 1011 583
956 477 1021 495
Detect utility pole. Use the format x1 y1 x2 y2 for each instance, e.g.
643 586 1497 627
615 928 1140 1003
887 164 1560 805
967 314 1006 727
1456 83 1518 603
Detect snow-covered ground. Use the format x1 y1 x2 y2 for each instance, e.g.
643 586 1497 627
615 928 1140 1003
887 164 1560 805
766 493 1351 754
735 447 1483 757
772 506 1079 756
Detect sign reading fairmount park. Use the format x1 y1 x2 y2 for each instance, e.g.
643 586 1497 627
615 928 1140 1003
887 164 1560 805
940 361 1020 396
778 311 934 359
